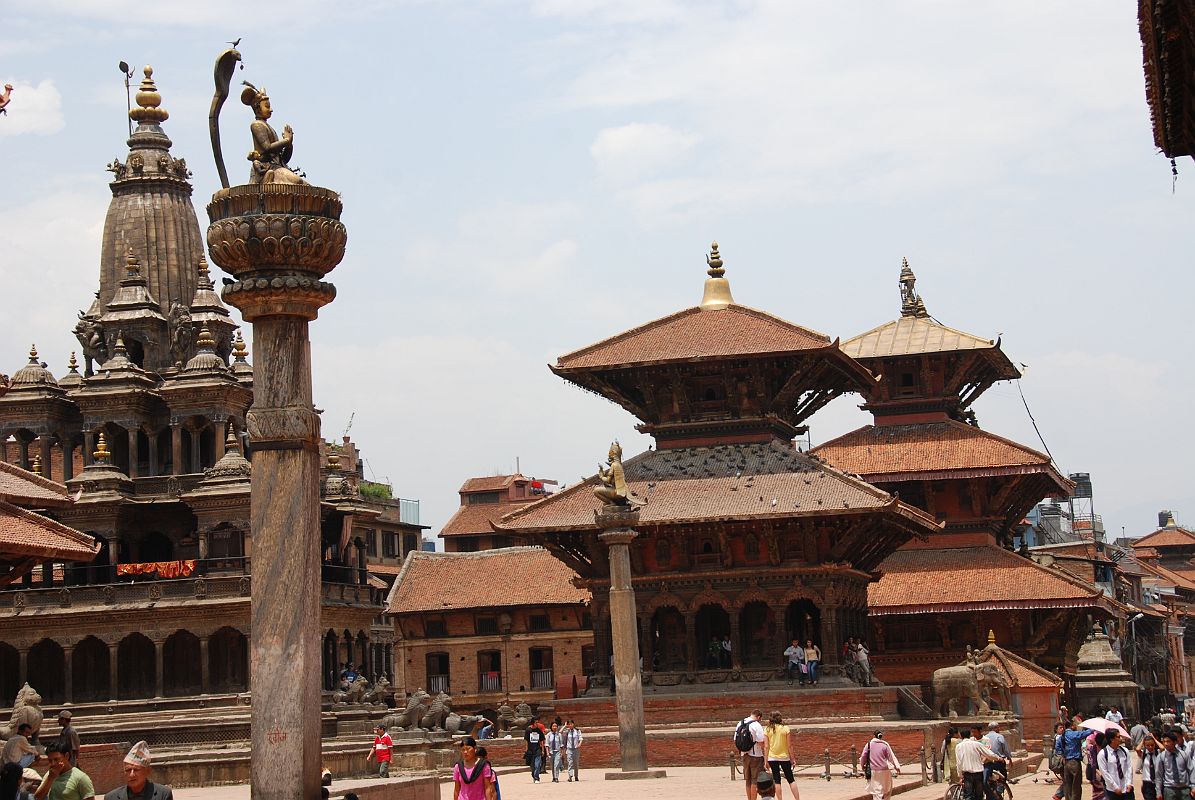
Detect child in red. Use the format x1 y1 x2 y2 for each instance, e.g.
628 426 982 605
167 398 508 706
367 724 393 777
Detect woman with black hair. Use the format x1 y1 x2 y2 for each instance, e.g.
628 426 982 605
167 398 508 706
452 738 496 800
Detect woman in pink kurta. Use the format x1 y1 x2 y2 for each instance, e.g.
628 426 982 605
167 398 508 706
453 738 497 800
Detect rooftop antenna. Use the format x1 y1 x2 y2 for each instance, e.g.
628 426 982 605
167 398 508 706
118 61 134 137
342 411 355 439
516 456 520 474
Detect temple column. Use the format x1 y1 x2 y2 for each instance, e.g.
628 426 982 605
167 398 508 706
154 637 165 697
63 642 74 704
190 427 201 473
199 635 211 694
213 420 227 461
108 641 119 700
729 609 742 670
598 514 651 774
147 430 159 476
17 645 28 686
15 434 30 470
684 611 698 672
820 604 842 674
127 428 139 478
83 430 95 468
61 435 74 481
170 424 182 475
639 614 654 673
210 179 344 800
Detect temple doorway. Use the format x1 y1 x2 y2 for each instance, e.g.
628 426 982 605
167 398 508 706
785 599 821 647
73 636 109 702
27 639 64 704
210 627 248 692
164 631 202 696
650 606 687 671
739 601 775 667
118 633 154 698
694 604 731 668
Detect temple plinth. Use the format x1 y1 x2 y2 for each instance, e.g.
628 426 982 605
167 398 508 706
207 182 346 800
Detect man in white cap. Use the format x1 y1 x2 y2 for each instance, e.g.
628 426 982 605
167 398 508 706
102 741 172 800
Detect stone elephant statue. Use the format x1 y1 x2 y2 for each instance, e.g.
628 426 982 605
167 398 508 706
977 662 1012 712
932 664 990 718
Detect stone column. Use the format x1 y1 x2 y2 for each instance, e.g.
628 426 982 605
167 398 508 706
170 424 182 475
61 436 75 481
147 431 159 476
83 430 95 468
127 428 139 478
17 645 28 686
684 611 698 672
199 635 211 694
729 610 742 670
39 437 53 480
154 637 165 697
639 614 654 673
189 428 201 474
108 641 120 700
63 642 74 704
595 506 664 780
208 180 345 800
820 604 842 674
213 420 227 461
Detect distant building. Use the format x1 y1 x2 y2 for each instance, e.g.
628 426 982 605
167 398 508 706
440 474 556 552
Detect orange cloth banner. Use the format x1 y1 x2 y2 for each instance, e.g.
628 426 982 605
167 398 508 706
115 560 197 578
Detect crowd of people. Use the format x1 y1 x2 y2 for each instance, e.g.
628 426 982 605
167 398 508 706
1 727 171 800
448 714 585 799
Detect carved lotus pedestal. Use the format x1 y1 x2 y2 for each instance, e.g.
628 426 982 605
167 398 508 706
207 181 346 800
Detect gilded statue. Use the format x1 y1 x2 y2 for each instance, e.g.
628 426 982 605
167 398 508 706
240 82 306 185
0 84 12 116
594 440 641 508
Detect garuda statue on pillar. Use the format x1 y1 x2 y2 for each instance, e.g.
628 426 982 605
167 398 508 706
593 441 643 508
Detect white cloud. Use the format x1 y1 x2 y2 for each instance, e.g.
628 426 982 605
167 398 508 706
590 122 698 181
0 80 64 137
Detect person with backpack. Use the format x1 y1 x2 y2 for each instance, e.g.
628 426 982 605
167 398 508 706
475 747 501 800
734 710 768 800
861 731 901 800
452 738 496 800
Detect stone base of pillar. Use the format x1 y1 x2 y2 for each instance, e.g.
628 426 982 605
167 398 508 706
605 769 668 780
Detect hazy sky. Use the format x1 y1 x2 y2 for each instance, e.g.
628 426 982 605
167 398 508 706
2 1 1191 542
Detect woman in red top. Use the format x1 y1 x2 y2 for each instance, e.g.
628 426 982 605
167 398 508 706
453 738 497 800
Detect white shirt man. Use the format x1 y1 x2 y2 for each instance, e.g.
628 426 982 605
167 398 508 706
736 711 768 800
1097 737 1133 796
1106 707 1124 726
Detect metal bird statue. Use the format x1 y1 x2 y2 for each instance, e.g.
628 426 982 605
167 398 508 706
209 45 243 189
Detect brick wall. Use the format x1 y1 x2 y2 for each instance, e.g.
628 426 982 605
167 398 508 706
79 742 130 795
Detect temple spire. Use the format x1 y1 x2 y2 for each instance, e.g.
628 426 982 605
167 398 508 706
700 240 735 310
898 257 929 318
129 66 169 125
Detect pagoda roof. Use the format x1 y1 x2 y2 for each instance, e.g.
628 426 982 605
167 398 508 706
869 544 1118 616
554 304 838 371
0 499 100 563
386 546 589 614
494 439 939 537
813 421 1070 489
1133 525 1195 549
978 641 1063 689
0 461 72 508
1140 0 1195 158
1137 560 1195 592
842 314 1014 367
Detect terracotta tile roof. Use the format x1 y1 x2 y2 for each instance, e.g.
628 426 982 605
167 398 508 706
554 305 832 370
842 316 1004 359
1133 526 1195 549
460 475 522 493
868 545 1109 615
441 501 533 537
1137 560 1195 592
0 461 72 507
0 499 100 562
366 562 405 576
495 440 938 533
981 645 1063 689
812 421 1068 488
386 546 589 614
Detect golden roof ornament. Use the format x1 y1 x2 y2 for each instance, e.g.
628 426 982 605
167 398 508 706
700 240 735 310
93 431 112 463
233 330 249 361
327 448 341 470
898 257 929 318
26 344 38 364
129 66 169 125
197 255 212 285
67 353 79 373
31 454 42 476
196 325 216 350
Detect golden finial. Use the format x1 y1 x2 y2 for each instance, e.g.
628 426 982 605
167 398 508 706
197 255 210 280
327 447 341 470
93 431 111 462
31 453 42 476
233 330 249 361
125 248 141 278
899 257 929 318
67 352 79 373
700 240 735 310
113 331 128 356
987 629 996 646
196 326 216 350
27 344 38 364
129 65 169 124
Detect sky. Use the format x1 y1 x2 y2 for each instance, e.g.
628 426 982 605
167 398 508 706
1 1 1191 543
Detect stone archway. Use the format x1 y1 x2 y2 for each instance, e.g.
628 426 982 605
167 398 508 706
118 633 155 699
164 631 202 697
28 639 65 704
694 604 731 669
210 627 248 692
739 601 775 667
650 606 687 671
73 636 109 702
785 599 821 647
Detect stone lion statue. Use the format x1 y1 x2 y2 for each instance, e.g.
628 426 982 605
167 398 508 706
420 692 453 731
339 676 369 705
496 702 516 732
511 701 533 731
445 712 486 736
381 689 432 731
5 683 44 741
364 675 394 705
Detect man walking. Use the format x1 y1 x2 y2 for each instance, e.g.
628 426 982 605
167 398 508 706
366 724 392 778
104 741 172 799
54 713 79 769
735 710 767 800
984 722 1012 793
1055 715 1089 800
524 720 546 783
1154 731 1193 800
860 731 901 800
563 720 583 782
957 723 1004 800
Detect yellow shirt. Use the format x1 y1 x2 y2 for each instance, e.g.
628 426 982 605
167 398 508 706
767 724 791 761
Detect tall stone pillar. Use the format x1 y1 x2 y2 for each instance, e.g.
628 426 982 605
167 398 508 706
596 507 665 780
199 635 211 694
153 638 165 697
127 428 139 478
63 642 74 704
208 180 345 800
108 642 120 700
170 424 182 475
17 645 28 686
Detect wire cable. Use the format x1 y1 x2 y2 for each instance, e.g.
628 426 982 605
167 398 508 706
1017 380 1061 473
